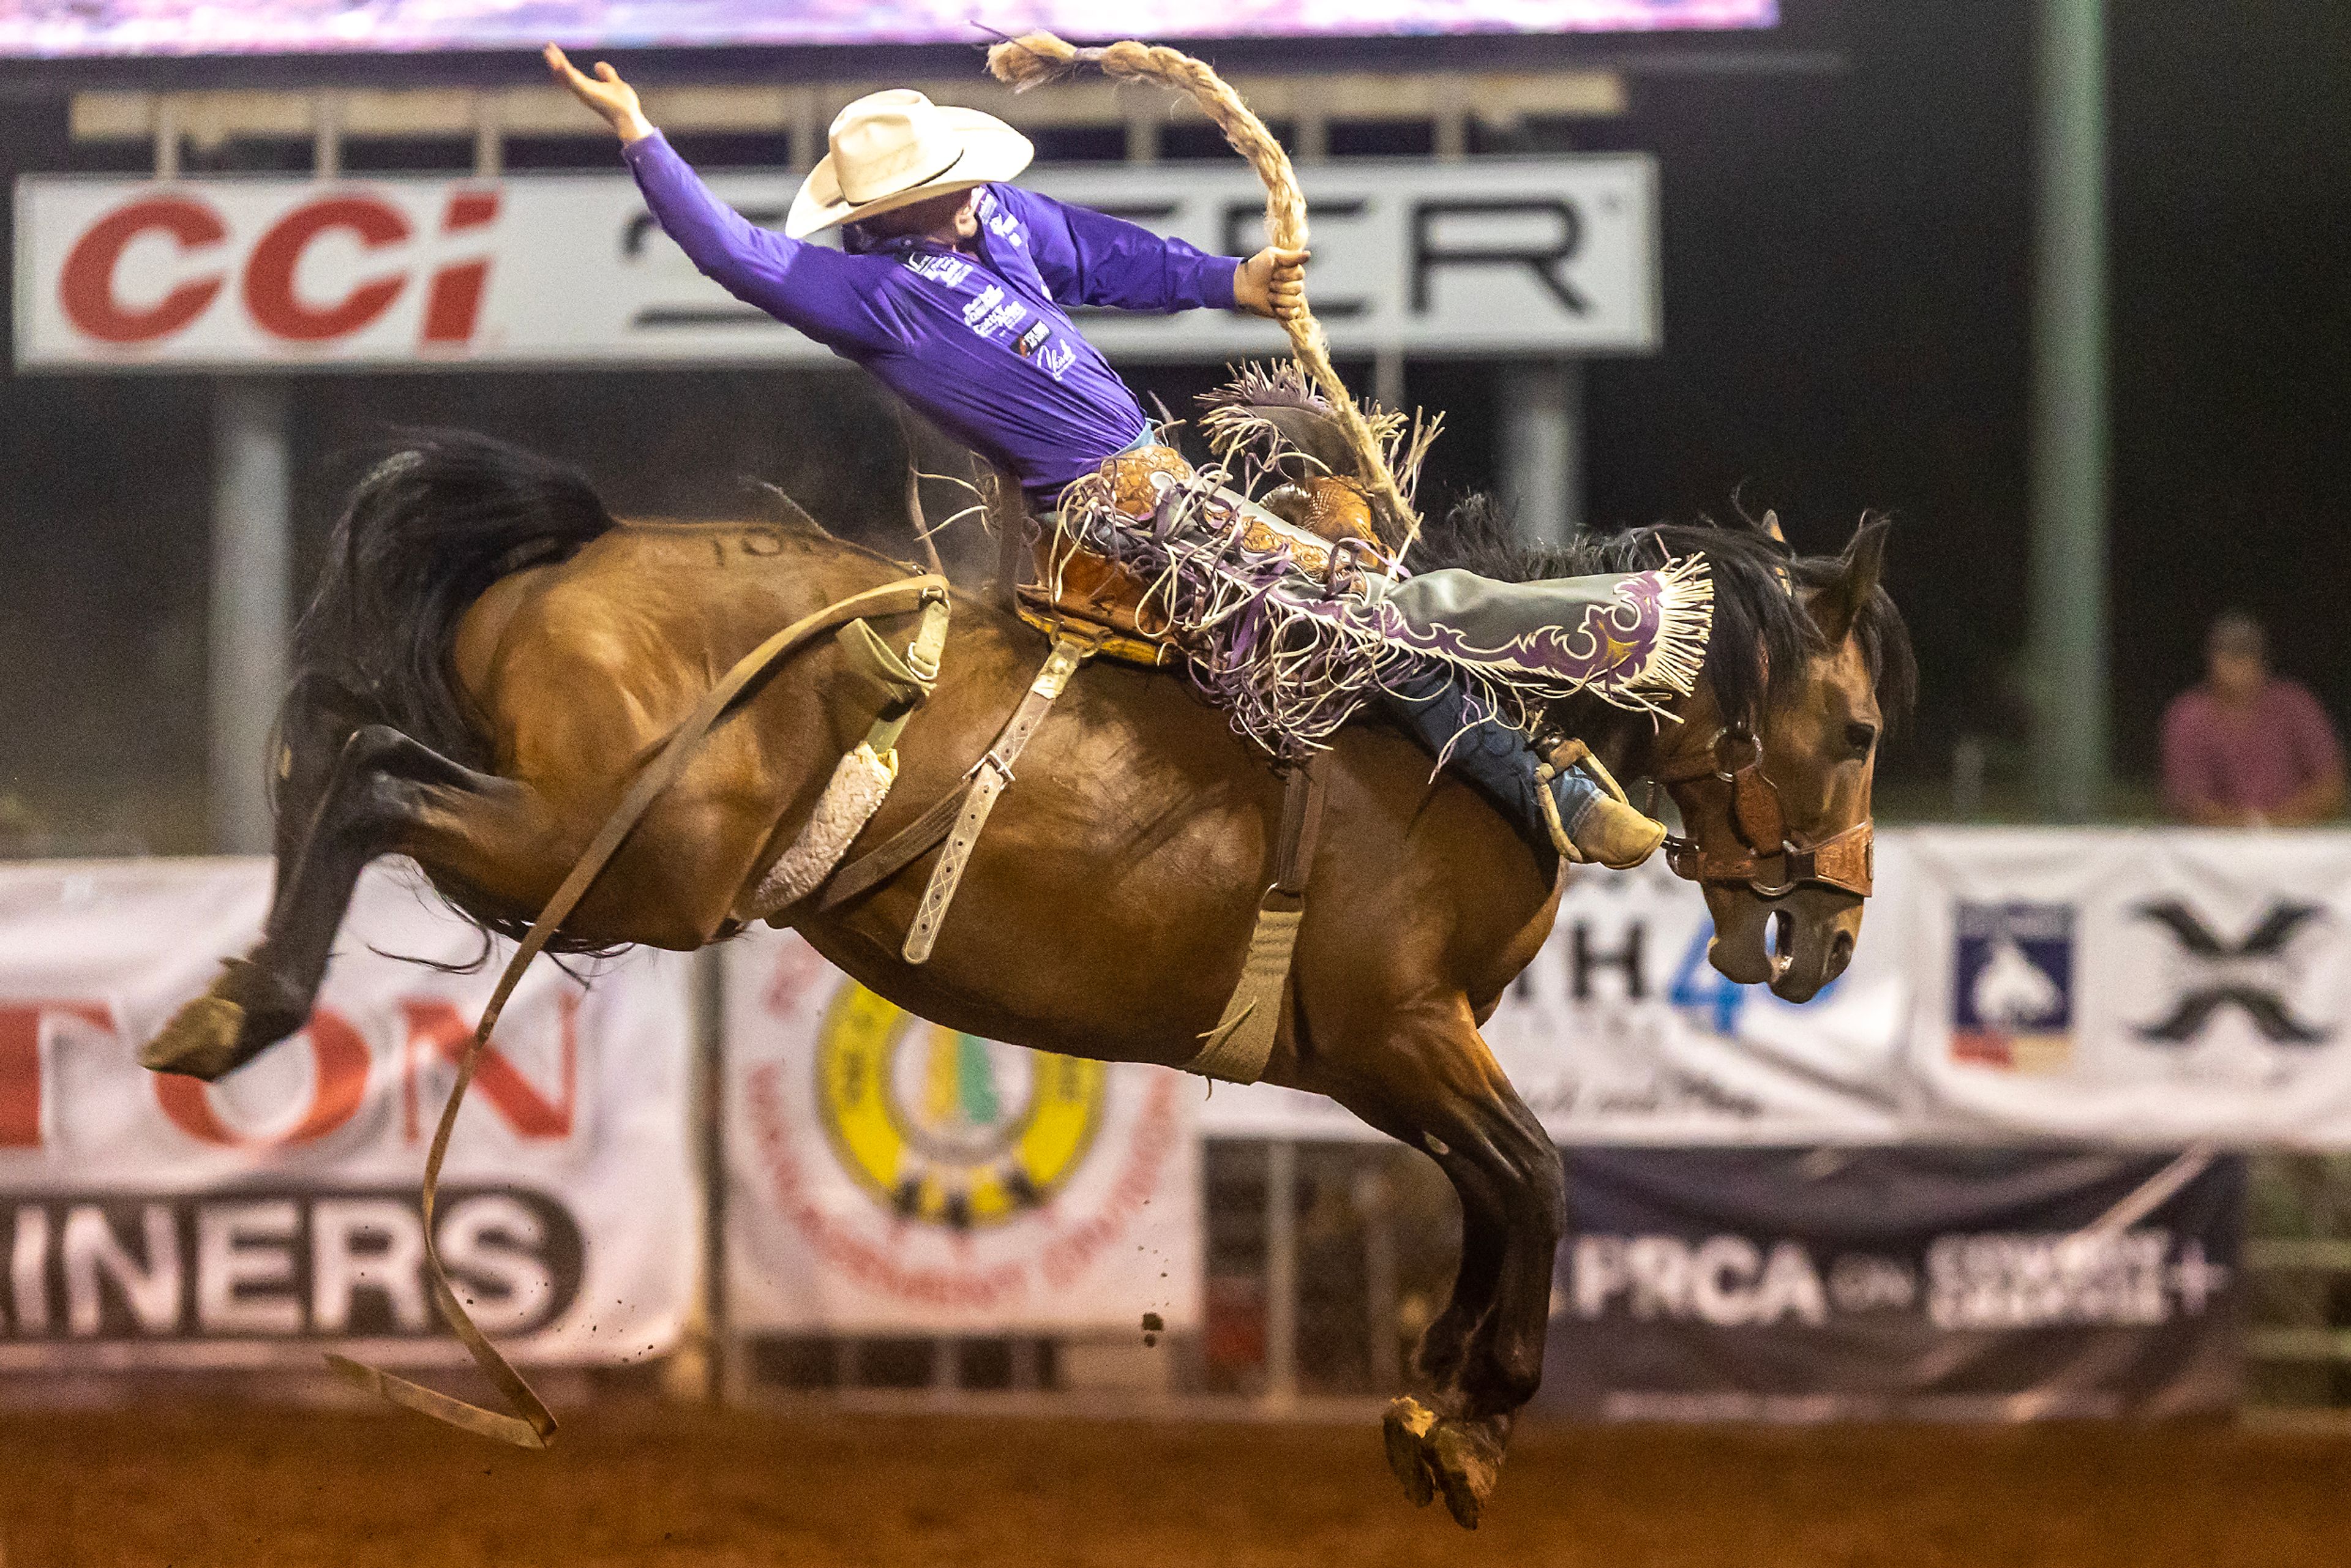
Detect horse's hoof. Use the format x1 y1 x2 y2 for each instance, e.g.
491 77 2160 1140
1382 1396 1440 1509
143 959 310 1081
1381 1397 1504 1531
141 992 247 1080
1428 1418 1505 1530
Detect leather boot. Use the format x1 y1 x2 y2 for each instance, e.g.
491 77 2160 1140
1537 743 1667 870
1378 666 1668 867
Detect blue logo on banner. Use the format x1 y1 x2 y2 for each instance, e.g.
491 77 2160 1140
1952 901 2075 1073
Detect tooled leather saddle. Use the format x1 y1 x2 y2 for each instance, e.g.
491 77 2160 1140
1010 444 1385 667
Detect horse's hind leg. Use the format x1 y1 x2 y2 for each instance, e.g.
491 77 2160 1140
1306 1005 1565 1529
143 725 564 1081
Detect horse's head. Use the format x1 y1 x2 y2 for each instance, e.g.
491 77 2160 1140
1656 516 1910 1002
1408 495 1913 1002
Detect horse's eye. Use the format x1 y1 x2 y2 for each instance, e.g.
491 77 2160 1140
1845 721 1878 757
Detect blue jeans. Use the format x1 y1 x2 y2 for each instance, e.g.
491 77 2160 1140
1378 663 1603 851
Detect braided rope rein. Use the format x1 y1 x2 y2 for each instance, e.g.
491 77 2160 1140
987 32 1425 561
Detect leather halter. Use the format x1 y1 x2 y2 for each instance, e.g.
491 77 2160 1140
1657 721 1875 899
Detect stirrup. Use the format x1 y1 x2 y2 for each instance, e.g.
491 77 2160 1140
1539 741 1665 869
1532 760 1586 865
1543 736 1633 806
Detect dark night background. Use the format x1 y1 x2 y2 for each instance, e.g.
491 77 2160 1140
1 0 2345 849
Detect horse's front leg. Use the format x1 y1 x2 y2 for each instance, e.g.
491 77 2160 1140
1300 1002 1565 1529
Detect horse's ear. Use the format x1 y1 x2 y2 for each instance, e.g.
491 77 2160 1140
1810 516 1890 643
1760 508 1786 545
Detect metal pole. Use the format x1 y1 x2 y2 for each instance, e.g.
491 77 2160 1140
1124 114 1160 164
930 1336 956 1401
208 380 291 855
152 97 180 179
1433 80 1468 162
662 946 729 1403
312 92 341 179
1374 347 1406 418
1355 1165 1401 1391
1263 1138 1299 1410
472 93 503 179
1498 359 1584 547
1293 111 1329 165
2028 0 2109 821
788 89 822 173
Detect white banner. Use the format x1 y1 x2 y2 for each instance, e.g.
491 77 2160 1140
13 156 1657 370
0 860 696 1369
1204 828 2351 1148
1906 829 2351 1145
723 929 1198 1334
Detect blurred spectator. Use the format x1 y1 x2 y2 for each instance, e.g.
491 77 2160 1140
2162 611 2345 826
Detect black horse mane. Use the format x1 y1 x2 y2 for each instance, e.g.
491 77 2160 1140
1411 495 1916 727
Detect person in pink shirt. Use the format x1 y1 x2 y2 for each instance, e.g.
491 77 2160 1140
2162 611 2345 826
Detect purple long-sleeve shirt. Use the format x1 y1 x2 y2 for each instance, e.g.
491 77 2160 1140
623 132 1242 502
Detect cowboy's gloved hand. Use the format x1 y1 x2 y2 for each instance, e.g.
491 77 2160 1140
1235 247 1311 321
545 43 655 144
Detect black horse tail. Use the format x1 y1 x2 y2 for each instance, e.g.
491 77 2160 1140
276 432 616 811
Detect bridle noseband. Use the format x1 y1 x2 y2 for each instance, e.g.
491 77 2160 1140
1657 720 1875 899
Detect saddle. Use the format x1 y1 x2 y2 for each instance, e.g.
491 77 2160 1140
1019 531 1174 666
1013 445 1385 667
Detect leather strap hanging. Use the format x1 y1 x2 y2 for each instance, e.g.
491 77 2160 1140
329 573 948 1447
1187 756 1325 1085
902 636 1087 962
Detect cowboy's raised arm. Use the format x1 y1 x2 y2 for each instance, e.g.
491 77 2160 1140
989 184 1253 315
546 45 899 354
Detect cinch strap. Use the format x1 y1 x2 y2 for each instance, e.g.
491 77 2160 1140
1186 756 1325 1085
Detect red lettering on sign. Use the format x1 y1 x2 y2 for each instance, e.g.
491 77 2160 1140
152 1008 370 1147
0 1002 113 1149
442 189 500 232
241 196 410 342
420 189 500 345
420 260 491 345
398 994 577 1142
57 197 227 344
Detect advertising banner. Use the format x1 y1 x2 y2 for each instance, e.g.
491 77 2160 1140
14 157 1658 370
1204 828 2351 1148
1906 830 2351 1144
1546 1146 2243 1421
722 929 1199 1334
0 860 696 1370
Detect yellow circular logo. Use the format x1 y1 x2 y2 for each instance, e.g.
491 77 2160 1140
815 983 1107 1230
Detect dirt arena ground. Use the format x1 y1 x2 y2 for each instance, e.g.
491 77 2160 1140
1 1403 2346 1567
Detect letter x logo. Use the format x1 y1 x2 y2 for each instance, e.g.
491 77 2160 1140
2132 900 2331 1045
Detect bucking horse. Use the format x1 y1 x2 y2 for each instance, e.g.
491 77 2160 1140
137 33 1914 1532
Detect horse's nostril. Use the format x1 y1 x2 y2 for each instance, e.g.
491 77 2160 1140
1828 929 1856 978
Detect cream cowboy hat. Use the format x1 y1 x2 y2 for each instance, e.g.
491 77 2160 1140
785 89 1035 239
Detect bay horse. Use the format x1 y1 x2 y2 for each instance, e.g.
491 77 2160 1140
144 433 1911 1527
